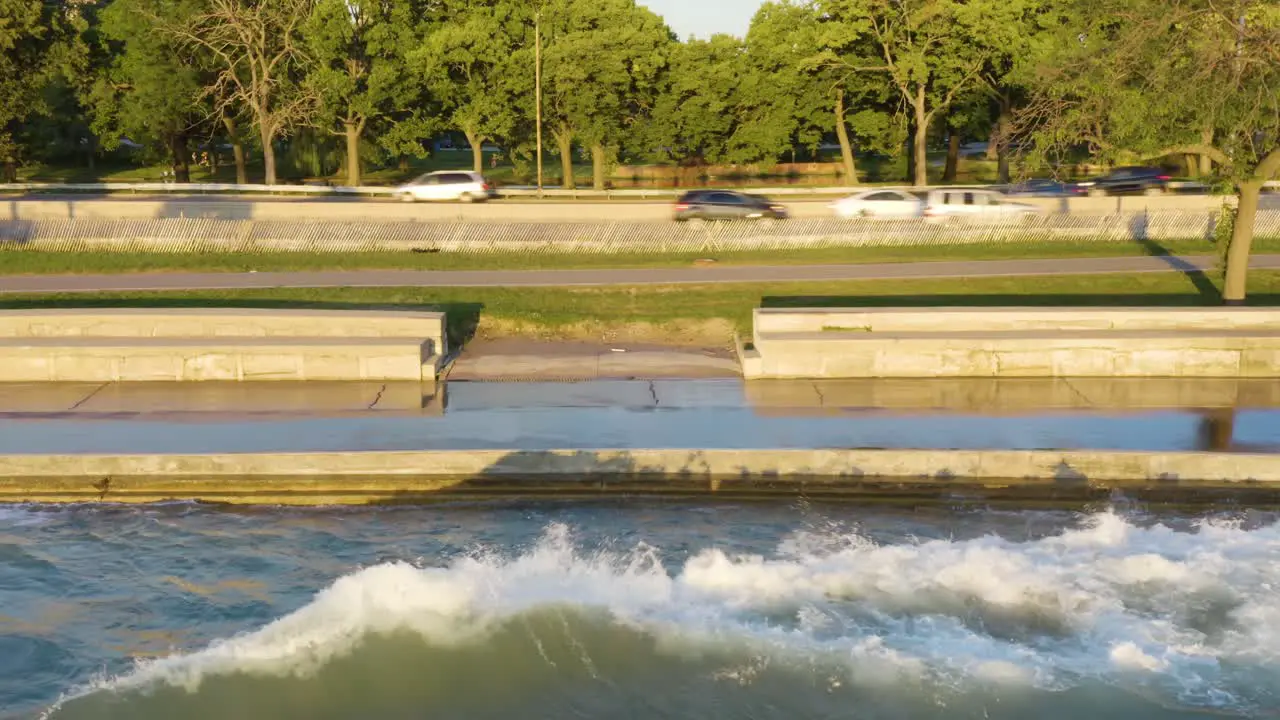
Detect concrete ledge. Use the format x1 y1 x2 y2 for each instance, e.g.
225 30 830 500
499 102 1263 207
754 307 1280 334
0 308 447 354
2 448 1278 504
0 308 447 384
747 308 1280 379
0 337 435 382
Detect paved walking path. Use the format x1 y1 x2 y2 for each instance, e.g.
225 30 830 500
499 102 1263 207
2 254 1277 294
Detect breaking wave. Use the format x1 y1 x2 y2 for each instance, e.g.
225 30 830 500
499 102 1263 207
45 512 1280 719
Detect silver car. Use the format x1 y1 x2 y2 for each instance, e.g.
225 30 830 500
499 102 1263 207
397 171 495 203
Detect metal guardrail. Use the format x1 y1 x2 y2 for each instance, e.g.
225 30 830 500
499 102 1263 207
2 180 1272 200
2 210 1273 254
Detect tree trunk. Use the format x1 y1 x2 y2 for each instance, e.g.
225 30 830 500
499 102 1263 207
222 116 247 185
990 99 1012 184
261 127 277 186
1183 154 1197 178
555 127 575 190
912 88 928 187
344 120 362 187
943 131 960 182
2 158 16 183
834 90 858 184
1199 128 1214 177
85 134 96 172
463 128 484 173
1223 180 1262 304
169 133 191 184
591 143 606 191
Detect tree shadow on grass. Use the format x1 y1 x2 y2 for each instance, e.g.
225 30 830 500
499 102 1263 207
0 296 486 348
1127 221 1223 301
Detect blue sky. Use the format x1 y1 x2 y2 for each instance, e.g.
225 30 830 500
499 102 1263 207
638 0 765 39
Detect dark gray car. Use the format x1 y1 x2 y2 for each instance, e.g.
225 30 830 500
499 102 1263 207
1076 167 1172 197
673 190 788 221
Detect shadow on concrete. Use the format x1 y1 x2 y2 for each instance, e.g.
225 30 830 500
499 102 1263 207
352 448 1280 508
0 296 486 348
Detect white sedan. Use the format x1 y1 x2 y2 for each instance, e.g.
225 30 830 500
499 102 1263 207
830 189 924 219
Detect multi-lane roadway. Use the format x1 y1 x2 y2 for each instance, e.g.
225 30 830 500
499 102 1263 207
0 190 1263 223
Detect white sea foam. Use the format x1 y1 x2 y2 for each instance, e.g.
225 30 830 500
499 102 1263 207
47 512 1280 715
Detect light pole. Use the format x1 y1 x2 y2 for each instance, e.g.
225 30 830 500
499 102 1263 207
535 8 543 193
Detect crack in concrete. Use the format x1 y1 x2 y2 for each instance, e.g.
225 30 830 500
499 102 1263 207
648 380 659 406
1060 378 1095 408
69 382 111 411
367 384 388 410
811 382 826 407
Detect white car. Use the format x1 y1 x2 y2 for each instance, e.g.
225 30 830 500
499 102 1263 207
397 171 496 203
923 189 1040 218
830 189 924 218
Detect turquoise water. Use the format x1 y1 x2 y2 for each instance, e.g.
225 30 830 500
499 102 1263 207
3 501 1280 719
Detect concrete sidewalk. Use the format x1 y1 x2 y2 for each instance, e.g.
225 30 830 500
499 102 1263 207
3 253 1276 294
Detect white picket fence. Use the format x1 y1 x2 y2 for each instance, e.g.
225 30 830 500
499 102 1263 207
1 210 1275 254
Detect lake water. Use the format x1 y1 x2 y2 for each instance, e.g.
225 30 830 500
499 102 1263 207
4 500 1280 719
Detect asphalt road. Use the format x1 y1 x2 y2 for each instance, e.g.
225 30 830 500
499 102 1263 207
3 254 1274 294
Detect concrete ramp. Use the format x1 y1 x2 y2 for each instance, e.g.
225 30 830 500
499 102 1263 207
741 307 1280 379
0 308 447 384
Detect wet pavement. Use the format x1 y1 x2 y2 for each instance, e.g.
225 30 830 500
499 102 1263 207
0 378 1275 455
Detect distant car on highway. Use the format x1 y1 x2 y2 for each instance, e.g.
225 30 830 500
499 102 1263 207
1004 178 1085 197
923 189 1040 218
673 190 788 221
397 171 495 203
1074 166 1171 197
831 189 924 219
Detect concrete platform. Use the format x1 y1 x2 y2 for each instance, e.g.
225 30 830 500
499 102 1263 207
449 339 739 381
0 307 447 347
2 448 1279 505
743 308 1280 379
0 308 447 384
0 337 435 382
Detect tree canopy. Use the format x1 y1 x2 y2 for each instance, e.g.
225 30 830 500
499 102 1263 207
1016 0 1280 300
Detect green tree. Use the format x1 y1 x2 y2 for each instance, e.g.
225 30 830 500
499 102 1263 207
541 0 673 189
643 35 747 167
0 0 86 180
743 3 824 170
304 0 430 186
89 0 209 183
419 0 530 174
817 0 1038 187
1017 0 1280 302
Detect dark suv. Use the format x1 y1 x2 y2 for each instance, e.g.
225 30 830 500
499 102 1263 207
673 190 788 221
1076 167 1172 197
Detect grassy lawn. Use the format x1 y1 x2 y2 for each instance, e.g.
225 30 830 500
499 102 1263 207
4 270 1275 346
0 237 1254 276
